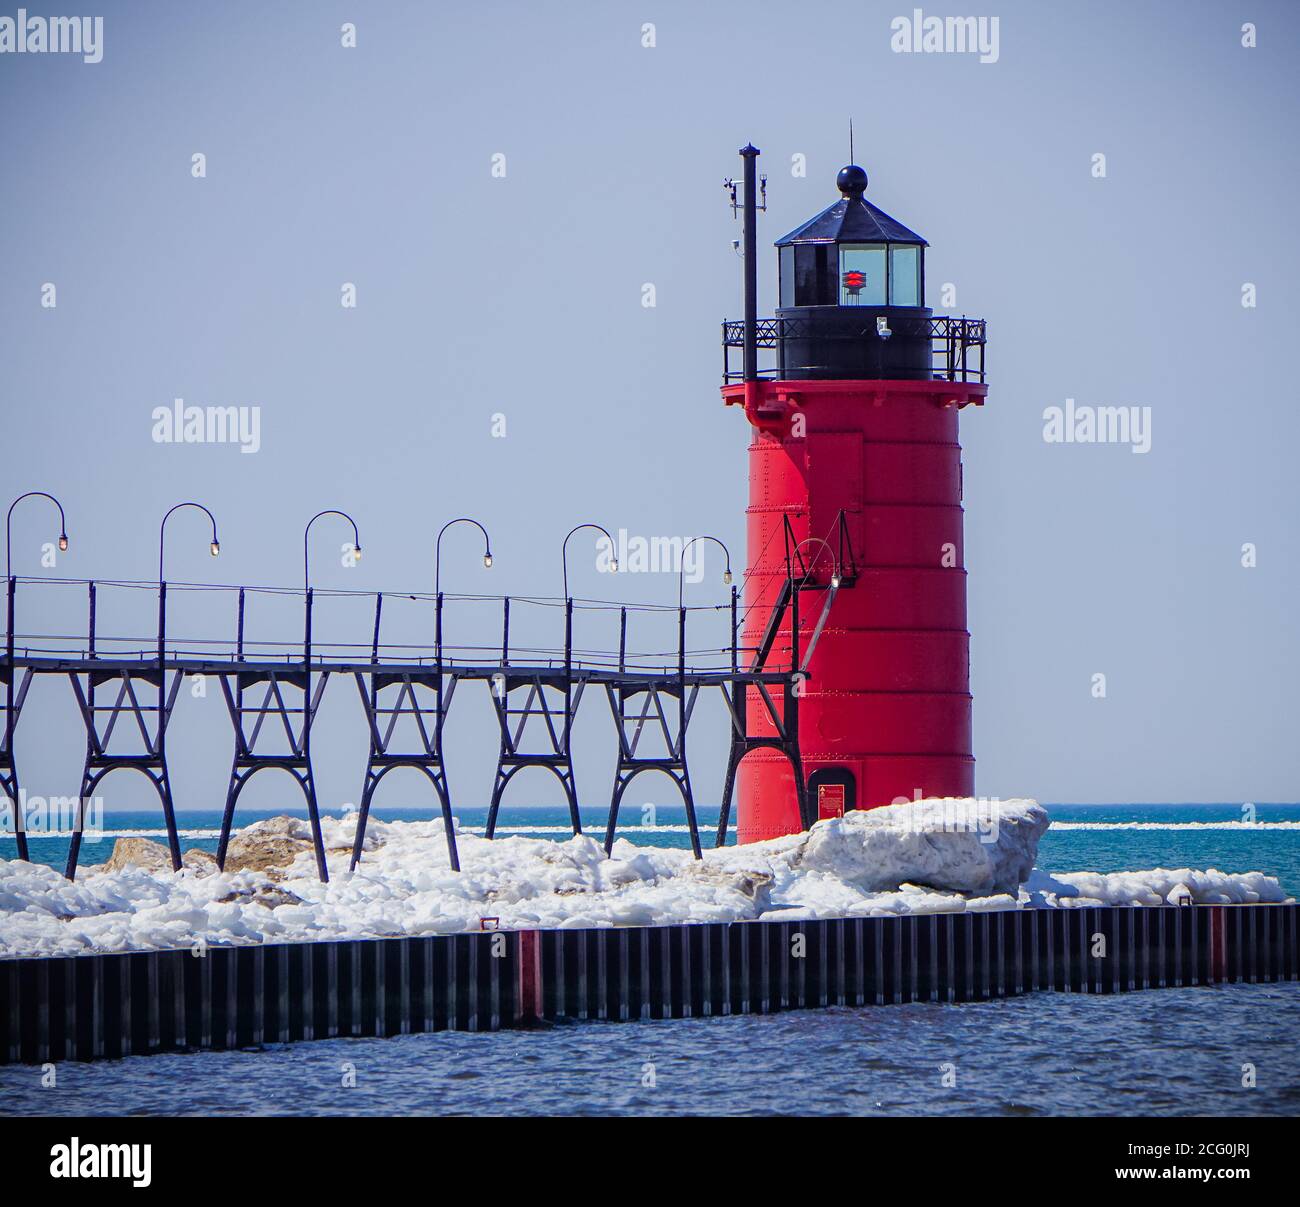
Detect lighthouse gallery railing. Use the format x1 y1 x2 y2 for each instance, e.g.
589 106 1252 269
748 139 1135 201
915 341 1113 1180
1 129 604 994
721 314 987 384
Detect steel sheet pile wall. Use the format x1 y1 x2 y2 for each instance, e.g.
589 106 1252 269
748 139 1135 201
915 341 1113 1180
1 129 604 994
3 905 1296 1065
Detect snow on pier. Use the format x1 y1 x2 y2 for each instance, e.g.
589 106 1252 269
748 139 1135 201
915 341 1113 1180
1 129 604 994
0 799 1290 958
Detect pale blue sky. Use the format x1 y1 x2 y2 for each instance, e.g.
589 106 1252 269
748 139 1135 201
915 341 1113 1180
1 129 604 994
1 0 1297 810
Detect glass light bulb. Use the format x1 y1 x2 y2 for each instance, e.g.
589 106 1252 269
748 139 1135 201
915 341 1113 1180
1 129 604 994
831 575 841 588
210 540 221 557
610 558 619 573
58 535 69 552
723 569 733 585
483 553 493 569
353 544 362 561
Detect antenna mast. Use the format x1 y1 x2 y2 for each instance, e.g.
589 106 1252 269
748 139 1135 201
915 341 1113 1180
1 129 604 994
724 145 766 389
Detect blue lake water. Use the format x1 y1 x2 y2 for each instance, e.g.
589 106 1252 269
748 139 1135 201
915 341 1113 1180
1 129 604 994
1 982 1297 1117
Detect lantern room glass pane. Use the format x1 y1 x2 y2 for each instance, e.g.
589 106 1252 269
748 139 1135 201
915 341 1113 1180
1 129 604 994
793 244 837 306
779 245 795 307
839 244 886 306
889 245 919 306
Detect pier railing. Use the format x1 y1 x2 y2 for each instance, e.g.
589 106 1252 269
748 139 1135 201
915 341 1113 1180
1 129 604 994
3 577 753 674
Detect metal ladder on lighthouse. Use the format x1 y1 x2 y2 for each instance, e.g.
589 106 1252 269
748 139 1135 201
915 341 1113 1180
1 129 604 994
714 511 857 845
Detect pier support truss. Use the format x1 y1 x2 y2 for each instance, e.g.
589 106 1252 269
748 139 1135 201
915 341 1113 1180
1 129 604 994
603 678 702 858
349 593 461 872
350 669 460 872
484 597 586 840
61 580 191 879
216 666 330 882
63 664 186 878
485 670 584 839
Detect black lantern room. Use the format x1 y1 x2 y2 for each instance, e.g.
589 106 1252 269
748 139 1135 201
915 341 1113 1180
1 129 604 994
773 164 933 380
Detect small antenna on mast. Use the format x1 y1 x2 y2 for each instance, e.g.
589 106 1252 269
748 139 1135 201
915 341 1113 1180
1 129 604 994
849 118 854 163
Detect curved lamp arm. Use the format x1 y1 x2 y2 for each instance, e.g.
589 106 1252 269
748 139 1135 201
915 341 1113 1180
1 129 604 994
678 535 733 609
6 491 69 580
303 509 362 593
792 536 840 589
561 523 618 601
435 517 493 596
159 501 220 583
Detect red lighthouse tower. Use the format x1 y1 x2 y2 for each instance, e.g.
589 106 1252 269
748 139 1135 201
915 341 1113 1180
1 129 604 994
722 146 987 843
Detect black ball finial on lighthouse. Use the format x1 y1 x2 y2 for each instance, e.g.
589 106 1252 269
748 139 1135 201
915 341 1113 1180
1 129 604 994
837 164 868 197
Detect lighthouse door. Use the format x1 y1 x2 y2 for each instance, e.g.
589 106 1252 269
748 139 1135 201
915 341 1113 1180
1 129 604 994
810 767 857 819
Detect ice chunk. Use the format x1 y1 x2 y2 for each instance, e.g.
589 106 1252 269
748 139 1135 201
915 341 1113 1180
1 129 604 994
786 797 1049 895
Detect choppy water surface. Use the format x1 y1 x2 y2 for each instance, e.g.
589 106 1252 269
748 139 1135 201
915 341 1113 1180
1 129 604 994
3 982 1297 1116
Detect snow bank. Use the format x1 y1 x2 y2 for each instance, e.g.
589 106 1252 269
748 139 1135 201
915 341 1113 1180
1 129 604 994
0 799 1290 958
1023 867 1289 908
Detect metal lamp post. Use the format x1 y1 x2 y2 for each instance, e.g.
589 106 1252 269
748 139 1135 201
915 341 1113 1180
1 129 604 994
792 537 841 589
278 510 364 885
678 533 737 682
677 535 733 609
303 509 361 594
158 500 221 693
150 501 220 872
4 491 70 861
434 517 493 597
561 523 618 601
6 491 69 580
301 507 362 693
159 501 220 583
434 516 493 680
